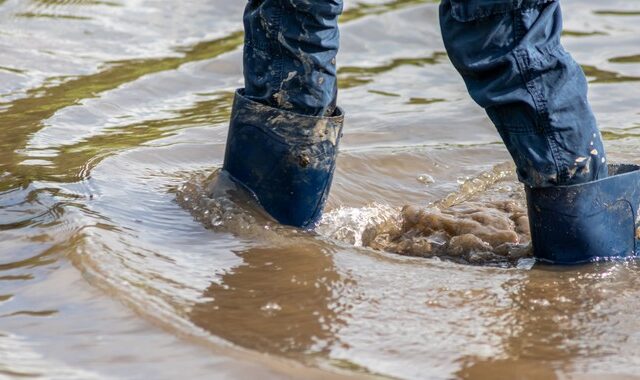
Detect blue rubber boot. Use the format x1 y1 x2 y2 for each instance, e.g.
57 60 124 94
526 164 640 264
222 89 344 229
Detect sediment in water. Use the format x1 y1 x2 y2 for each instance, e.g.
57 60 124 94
179 163 533 266
320 162 533 266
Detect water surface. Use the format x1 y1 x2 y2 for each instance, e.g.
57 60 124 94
2 0 640 378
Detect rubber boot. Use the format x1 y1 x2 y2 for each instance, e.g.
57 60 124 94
526 164 640 264
222 89 344 229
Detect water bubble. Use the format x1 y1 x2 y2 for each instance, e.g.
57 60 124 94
211 215 223 227
516 258 536 270
417 174 435 185
261 302 282 313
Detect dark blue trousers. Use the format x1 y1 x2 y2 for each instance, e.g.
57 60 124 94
241 0 608 188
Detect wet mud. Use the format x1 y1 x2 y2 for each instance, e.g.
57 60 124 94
364 200 531 265
323 163 533 266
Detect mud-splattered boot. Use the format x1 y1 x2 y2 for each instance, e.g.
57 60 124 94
526 164 640 264
222 90 344 229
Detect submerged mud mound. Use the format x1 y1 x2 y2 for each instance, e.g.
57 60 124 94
320 163 533 266
363 200 531 265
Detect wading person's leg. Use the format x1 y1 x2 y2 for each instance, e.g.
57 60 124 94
440 0 607 187
222 0 344 228
440 0 640 263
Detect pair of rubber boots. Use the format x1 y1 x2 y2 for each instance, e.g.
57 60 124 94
222 90 640 264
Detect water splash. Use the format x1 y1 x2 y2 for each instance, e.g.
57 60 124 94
176 169 267 232
182 163 532 267
319 162 532 266
317 203 401 247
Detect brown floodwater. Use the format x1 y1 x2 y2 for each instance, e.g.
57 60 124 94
2 0 640 379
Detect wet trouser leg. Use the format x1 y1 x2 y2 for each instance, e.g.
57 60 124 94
243 0 342 116
440 0 640 264
222 0 344 228
439 0 607 187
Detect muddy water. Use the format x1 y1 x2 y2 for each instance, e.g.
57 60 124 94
2 0 640 379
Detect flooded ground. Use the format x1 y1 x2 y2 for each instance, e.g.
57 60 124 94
2 0 640 378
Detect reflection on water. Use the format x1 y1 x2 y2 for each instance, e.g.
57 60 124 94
610 54 640 63
458 262 640 379
339 52 447 88
190 244 348 358
1 0 640 378
582 64 640 84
